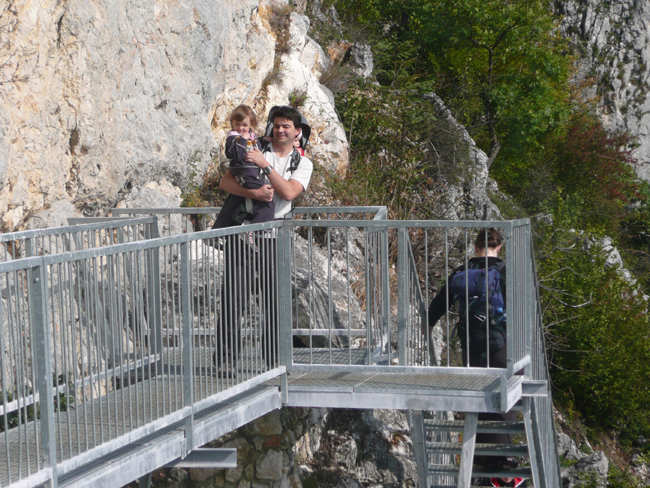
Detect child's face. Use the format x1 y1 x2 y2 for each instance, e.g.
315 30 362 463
231 117 252 136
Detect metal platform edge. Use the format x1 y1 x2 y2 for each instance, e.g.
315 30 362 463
58 385 282 488
284 389 507 412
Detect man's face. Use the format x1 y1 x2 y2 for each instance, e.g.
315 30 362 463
272 117 300 144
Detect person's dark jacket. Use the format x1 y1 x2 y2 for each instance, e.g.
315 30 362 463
428 256 506 328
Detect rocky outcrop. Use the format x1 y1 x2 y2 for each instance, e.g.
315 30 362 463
0 0 348 231
555 0 650 181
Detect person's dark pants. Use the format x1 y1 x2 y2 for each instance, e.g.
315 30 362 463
216 233 278 370
462 332 517 472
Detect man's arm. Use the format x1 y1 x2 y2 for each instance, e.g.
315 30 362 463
428 284 450 328
218 169 274 202
246 149 305 201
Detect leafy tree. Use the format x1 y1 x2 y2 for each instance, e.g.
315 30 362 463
334 0 571 171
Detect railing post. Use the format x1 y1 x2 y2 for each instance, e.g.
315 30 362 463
409 411 428 488
277 225 293 401
29 262 57 487
146 220 163 363
525 223 534 377
277 225 293 368
380 227 391 361
504 222 514 376
180 242 194 454
397 228 408 365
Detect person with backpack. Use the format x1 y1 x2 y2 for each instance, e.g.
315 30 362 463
215 105 313 372
428 227 507 368
427 228 525 488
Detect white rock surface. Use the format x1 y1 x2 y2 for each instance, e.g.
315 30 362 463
557 1 650 181
0 0 348 231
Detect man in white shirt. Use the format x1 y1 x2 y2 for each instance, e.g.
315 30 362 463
216 106 313 371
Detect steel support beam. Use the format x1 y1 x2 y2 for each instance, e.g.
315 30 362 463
166 448 237 469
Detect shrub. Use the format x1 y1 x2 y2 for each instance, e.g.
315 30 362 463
536 211 649 449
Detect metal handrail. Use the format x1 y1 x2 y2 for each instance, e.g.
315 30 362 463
0 214 556 488
0 217 158 262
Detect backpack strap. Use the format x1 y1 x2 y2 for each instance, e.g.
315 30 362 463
259 139 302 174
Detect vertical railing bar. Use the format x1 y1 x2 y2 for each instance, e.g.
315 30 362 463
180 241 194 454
136 250 148 425
18 268 33 473
161 244 170 412
85 257 97 448
326 228 333 364
274 234 281 369
259 231 270 371
308 227 314 364
94 256 107 445
444 228 450 367
1 275 13 481
120 250 134 431
29 263 56 484
171 244 180 409
464 230 470 367
143 246 155 422
107 254 120 439
397 229 407 365
277 224 293 377
345 228 351 365
131 249 143 428
484 228 490 367
208 237 216 396
424 229 434 366
45 263 59 454
8 270 25 477
97 255 109 444
76 258 89 453
19 271 35 474
196 239 203 398
364 231 371 365
381 227 390 367
505 222 514 375
115 253 129 432
61 261 73 458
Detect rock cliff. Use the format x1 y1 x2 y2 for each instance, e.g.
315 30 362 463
556 0 650 181
0 0 348 231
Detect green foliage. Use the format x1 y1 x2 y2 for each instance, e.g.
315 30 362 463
536 207 650 449
180 157 222 209
334 0 571 168
607 464 644 488
330 82 444 219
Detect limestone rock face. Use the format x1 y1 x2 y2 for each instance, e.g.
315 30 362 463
0 0 348 231
556 0 650 181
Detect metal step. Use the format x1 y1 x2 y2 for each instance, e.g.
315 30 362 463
426 442 528 457
424 419 525 434
428 464 532 479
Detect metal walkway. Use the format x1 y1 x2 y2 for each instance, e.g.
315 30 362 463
0 208 560 488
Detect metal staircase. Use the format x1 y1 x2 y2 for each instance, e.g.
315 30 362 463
414 408 534 487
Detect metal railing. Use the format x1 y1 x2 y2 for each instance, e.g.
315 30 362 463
110 207 222 236
0 217 158 263
284 219 534 377
0 222 287 487
0 211 556 487
528 247 562 487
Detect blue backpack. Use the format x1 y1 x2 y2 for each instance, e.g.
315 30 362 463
449 263 506 340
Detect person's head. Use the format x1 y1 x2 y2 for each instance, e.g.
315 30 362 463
229 105 257 134
474 228 503 256
269 106 303 146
